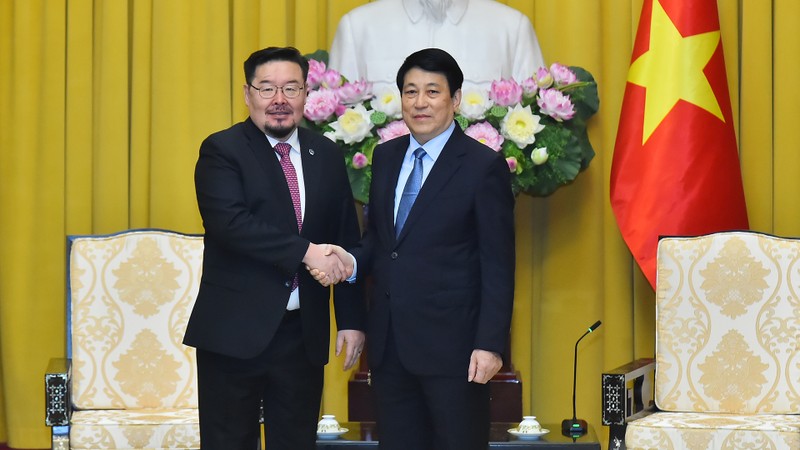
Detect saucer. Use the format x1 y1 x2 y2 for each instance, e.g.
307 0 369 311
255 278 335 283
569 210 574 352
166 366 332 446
317 428 348 439
507 428 550 440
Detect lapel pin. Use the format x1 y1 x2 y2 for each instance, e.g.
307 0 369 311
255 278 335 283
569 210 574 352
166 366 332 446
308 149 315 156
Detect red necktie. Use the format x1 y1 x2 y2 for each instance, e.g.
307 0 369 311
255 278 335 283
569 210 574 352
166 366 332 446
274 142 302 291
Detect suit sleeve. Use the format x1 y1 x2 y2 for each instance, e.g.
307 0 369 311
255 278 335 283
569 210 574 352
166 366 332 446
329 143 366 331
474 153 516 360
347 141 390 280
329 13 361 83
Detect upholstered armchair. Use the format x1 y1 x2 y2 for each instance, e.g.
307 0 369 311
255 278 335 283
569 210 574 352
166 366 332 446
45 230 204 449
603 231 800 449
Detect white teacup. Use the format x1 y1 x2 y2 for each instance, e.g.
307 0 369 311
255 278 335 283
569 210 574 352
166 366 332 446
317 415 341 433
516 416 542 434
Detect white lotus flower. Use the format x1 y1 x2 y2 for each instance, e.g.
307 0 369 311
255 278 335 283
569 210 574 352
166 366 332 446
329 104 374 144
531 147 549 165
370 86 402 119
458 88 493 120
500 104 545 148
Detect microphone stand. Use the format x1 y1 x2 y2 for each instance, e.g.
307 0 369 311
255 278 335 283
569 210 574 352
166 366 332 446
562 320 602 437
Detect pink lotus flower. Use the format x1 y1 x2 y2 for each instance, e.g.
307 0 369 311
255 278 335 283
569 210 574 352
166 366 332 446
307 59 327 89
321 69 343 89
488 79 523 107
337 79 373 105
304 89 340 123
521 77 538 97
465 121 504 152
537 88 575 122
334 102 347 117
535 67 554 89
550 63 578 86
352 152 369 169
505 156 519 174
377 120 410 143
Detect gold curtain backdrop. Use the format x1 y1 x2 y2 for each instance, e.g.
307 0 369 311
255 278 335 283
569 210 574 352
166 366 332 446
1 0 798 448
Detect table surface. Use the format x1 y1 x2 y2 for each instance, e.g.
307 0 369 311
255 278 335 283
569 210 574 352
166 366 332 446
316 422 601 449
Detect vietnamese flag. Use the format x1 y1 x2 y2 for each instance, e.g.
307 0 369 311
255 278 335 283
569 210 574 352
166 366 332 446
610 0 748 288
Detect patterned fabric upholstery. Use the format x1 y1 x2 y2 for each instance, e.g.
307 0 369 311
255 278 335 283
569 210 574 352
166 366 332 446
70 409 199 450
68 230 203 449
626 411 800 449
626 231 800 450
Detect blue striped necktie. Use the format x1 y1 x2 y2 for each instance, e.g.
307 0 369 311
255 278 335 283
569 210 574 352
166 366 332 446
395 147 426 237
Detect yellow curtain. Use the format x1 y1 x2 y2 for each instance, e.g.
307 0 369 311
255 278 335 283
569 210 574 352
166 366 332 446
1 0 799 448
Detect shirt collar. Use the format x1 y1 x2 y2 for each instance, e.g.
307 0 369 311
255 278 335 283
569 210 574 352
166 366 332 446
266 128 301 155
402 0 469 25
408 121 456 162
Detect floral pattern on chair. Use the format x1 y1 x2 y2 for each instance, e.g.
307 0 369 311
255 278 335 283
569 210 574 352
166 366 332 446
52 230 203 449
625 232 800 450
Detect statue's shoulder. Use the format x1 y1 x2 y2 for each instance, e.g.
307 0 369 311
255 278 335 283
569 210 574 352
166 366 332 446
342 0 406 20
467 0 527 19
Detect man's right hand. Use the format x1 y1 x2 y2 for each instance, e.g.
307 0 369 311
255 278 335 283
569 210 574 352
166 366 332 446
302 243 346 284
306 244 354 286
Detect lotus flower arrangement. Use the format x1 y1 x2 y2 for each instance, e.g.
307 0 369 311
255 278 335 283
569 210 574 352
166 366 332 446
302 51 599 203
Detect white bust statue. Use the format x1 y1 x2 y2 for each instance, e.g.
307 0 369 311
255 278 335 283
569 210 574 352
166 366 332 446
329 0 546 91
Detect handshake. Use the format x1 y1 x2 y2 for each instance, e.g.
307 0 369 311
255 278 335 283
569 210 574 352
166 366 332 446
302 243 354 287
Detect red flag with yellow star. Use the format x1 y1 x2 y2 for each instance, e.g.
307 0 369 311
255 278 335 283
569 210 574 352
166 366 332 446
610 0 749 288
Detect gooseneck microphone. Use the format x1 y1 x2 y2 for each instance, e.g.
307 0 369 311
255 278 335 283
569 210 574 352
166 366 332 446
562 320 602 437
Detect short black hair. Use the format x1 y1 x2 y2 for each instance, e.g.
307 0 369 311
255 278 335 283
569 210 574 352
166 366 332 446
243 47 309 85
395 48 464 97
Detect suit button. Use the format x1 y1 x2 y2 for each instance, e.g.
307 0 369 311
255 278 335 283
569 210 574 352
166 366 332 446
385 291 390 298
390 252 398 259
284 281 291 288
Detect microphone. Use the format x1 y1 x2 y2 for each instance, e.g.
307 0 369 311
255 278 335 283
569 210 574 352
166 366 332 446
562 320 602 437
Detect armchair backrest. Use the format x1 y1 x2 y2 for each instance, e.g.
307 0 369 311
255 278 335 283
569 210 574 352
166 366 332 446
654 231 800 414
68 230 203 410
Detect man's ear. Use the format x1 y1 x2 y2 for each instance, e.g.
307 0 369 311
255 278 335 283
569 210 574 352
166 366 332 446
452 89 462 110
243 84 251 106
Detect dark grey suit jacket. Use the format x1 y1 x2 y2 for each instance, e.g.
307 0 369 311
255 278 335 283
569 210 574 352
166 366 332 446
184 118 364 364
351 123 515 376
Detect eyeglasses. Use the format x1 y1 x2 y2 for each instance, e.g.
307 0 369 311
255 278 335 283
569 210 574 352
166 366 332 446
249 84 304 99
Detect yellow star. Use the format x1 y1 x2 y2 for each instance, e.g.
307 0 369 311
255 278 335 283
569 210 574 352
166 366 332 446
628 0 724 144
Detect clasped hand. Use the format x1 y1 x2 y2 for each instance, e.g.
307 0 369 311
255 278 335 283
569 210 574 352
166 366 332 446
303 243 352 286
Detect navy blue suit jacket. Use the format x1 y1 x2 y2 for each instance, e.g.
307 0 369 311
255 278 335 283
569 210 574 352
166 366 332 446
351 124 515 376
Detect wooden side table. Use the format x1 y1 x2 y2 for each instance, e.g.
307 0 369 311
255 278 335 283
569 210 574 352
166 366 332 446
348 345 522 423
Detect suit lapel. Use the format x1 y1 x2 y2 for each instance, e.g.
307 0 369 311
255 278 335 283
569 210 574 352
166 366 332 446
298 128 321 236
395 127 466 242
243 119 299 233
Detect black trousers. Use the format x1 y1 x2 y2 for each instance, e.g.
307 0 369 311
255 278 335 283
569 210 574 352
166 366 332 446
196 311 323 450
371 329 490 450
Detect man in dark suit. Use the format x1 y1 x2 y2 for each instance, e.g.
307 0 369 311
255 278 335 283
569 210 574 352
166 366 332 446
183 47 365 450
319 48 515 450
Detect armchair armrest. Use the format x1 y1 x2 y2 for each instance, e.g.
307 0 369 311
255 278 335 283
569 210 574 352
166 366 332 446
601 358 655 450
601 358 655 426
45 357 71 426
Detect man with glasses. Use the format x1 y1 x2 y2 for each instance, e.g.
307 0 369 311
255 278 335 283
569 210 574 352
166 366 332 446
184 46 365 450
